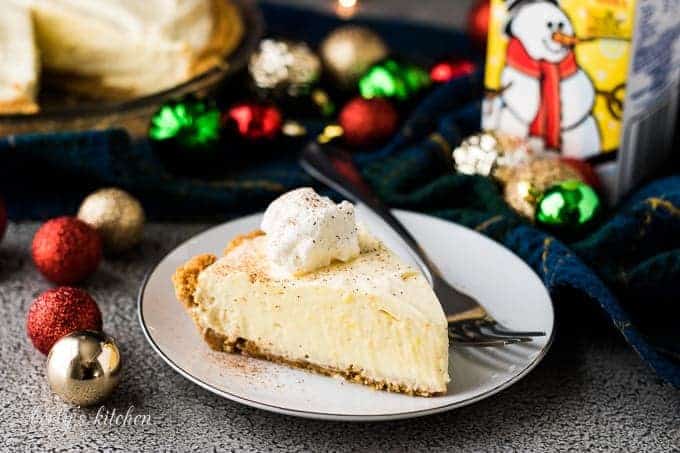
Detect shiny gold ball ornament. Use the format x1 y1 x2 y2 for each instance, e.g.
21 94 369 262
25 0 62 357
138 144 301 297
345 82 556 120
320 25 389 88
249 39 321 95
503 157 583 219
452 132 534 178
46 331 122 406
78 188 145 253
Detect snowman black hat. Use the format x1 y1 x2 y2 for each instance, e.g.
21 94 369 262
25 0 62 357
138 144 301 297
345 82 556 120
504 0 561 37
506 0 559 10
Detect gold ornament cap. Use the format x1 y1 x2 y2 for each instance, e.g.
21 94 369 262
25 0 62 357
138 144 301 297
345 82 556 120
320 25 388 88
503 157 583 219
46 331 122 407
78 188 145 253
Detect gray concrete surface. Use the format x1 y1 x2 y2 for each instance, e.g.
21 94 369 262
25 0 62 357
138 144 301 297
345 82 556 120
1 222 678 452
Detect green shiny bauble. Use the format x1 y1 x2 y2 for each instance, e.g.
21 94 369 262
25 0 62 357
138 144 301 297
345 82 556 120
359 59 430 101
535 180 600 228
148 98 221 149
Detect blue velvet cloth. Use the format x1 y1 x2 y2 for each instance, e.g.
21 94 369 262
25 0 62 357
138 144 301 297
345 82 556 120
1 2 678 387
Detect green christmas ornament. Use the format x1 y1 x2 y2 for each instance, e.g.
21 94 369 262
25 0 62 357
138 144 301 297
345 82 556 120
149 98 221 149
535 179 601 228
359 59 430 101
149 98 225 177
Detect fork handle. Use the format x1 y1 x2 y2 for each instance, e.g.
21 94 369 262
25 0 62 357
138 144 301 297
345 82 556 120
446 306 488 323
300 142 438 280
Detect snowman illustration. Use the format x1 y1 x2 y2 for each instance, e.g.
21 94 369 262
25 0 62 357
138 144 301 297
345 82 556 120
483 0 601 159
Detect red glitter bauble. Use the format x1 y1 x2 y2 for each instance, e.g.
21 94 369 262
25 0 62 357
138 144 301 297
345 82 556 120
32 217 102 285
430 59 477 84
0 196 6 243
339 97 399 148
27 287 103 354
467 0 490 48
560 157 602 189
224 102 283 141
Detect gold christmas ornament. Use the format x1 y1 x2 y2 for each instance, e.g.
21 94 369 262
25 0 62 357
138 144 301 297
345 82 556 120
452 131 533 178
503 157 583 219
320 25 388 88
46 331 122 406
78 188 145 253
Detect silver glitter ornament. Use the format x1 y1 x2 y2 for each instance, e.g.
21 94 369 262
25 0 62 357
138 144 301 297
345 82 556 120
249 39 321 94
452 132 534 178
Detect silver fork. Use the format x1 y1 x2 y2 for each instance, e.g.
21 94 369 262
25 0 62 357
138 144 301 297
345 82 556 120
300 142 546 347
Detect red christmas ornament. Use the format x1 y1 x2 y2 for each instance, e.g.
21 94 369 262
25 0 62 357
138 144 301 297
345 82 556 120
467 0 490 48
224 103 283 141
560 157 602 189
338 97 399 148
32 217 102 285
430 59 477 83
0 196 6 243
27 287 103 354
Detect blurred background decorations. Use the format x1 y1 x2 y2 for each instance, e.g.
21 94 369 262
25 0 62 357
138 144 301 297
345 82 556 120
429 58 477 84
320 25 388 88
359 58 431 101
338 97 399 147
467 0 490 48
249 39 321 94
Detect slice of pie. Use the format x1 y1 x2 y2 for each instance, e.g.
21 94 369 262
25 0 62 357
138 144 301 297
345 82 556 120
173 190 450 396
0 2 39 114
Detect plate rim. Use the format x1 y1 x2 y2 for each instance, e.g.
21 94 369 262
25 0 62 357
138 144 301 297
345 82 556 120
138 210 555 421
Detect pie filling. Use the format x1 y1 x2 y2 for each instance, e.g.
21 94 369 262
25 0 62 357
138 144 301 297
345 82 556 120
173 189 450 397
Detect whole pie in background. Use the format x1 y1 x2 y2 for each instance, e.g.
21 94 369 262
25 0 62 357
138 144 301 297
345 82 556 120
0 0 244 114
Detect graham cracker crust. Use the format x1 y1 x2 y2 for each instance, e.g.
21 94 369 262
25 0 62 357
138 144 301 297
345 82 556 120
172 253 217 308
0 96 39 115
223 230 264 255
171 233 442 398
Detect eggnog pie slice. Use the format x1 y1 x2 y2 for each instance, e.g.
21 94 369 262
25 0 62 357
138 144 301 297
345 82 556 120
0 2 39 114
173 188 450 396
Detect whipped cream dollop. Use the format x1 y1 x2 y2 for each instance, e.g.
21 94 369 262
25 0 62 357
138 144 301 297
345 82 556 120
261 188 360 276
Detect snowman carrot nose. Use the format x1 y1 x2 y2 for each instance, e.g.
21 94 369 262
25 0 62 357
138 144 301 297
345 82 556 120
552 32 579 46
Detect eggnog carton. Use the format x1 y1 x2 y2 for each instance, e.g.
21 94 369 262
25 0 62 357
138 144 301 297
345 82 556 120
482 0 680 202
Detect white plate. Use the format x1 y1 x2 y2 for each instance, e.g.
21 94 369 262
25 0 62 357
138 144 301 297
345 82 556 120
138 209 554 421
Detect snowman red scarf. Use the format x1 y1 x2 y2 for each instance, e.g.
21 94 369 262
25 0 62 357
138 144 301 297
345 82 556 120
506 37 578 149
